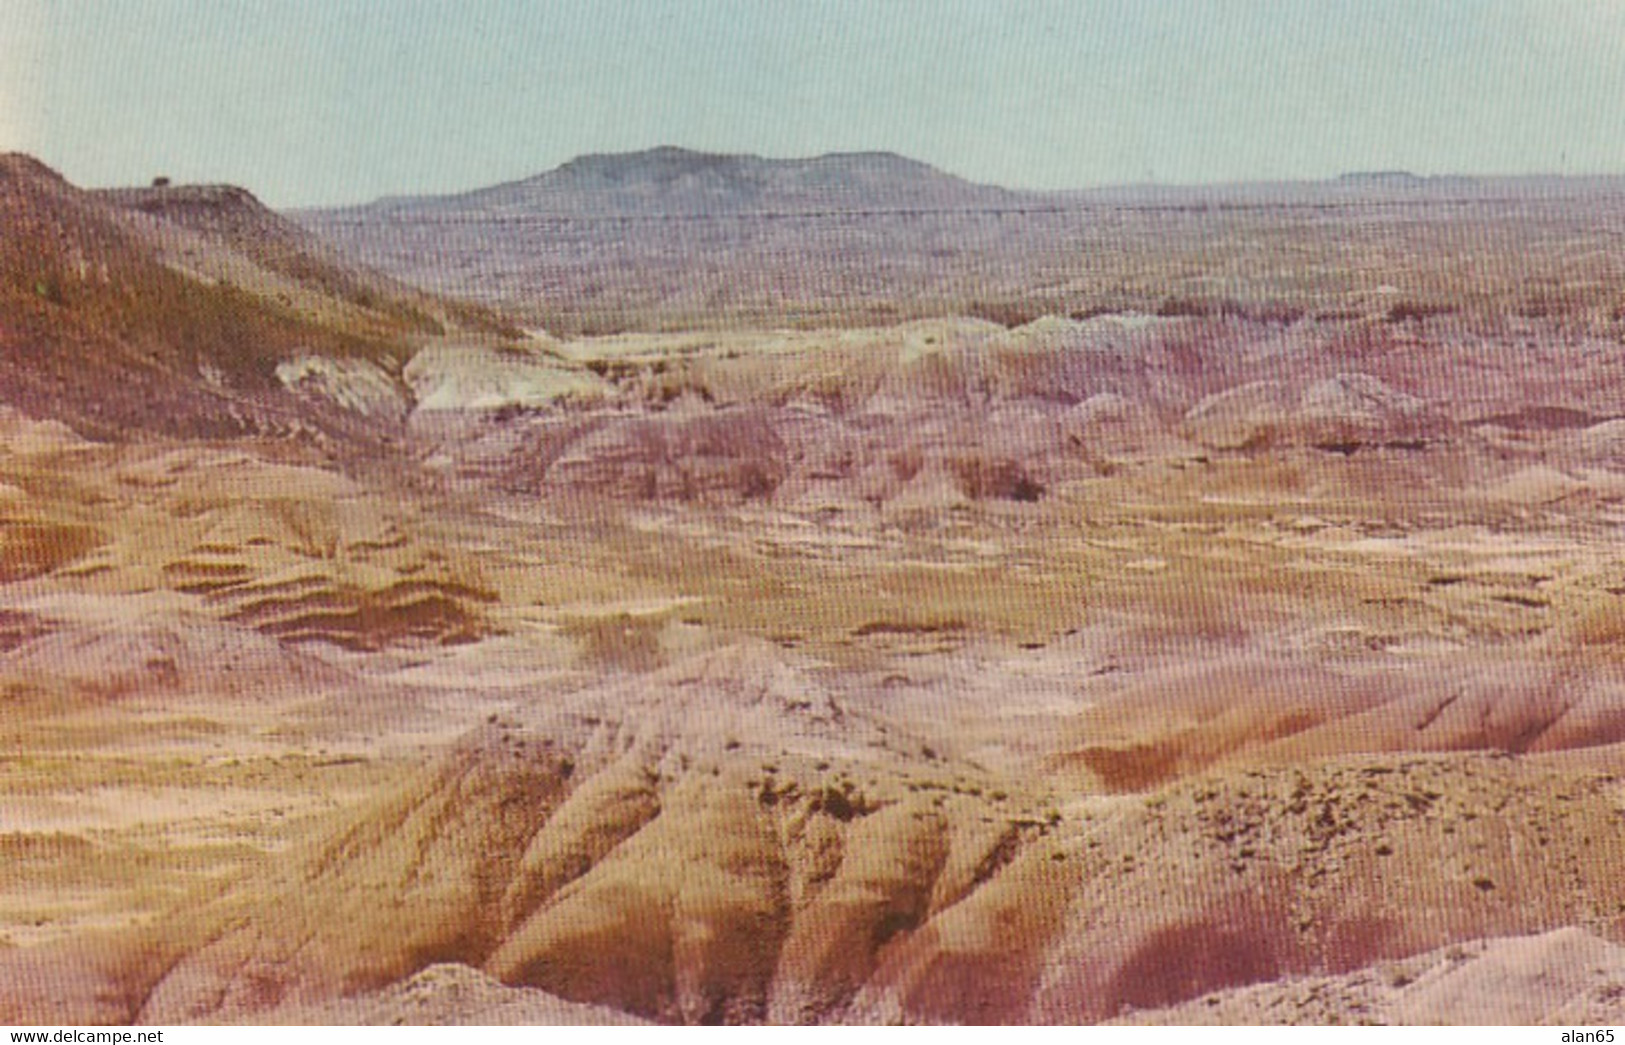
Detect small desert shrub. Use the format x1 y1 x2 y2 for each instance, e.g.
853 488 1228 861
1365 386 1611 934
33 274 67 306
949 455 1044 501
642 367 711 407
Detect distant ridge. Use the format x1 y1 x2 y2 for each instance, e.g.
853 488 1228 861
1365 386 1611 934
350 146 1023 217
324 149 1625 222
1332 170 1486 194
1336 170 1428 183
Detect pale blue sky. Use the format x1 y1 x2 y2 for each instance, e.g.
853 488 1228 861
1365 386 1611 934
3 0 1624 206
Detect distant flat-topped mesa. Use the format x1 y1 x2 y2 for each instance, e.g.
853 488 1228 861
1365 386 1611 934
342 146 1026 217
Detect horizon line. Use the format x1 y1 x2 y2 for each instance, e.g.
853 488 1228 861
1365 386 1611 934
18 145 1625 211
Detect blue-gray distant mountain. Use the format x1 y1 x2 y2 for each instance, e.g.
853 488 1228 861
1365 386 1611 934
355 146 1026 217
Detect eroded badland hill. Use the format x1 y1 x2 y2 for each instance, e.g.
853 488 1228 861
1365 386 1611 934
2 152 1625 1024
